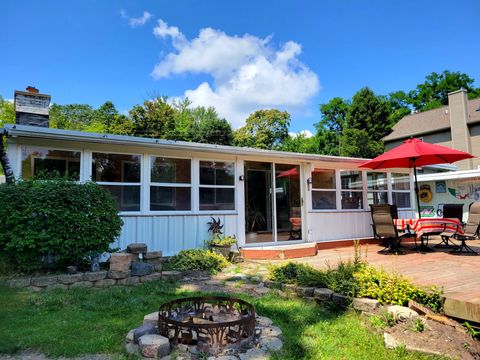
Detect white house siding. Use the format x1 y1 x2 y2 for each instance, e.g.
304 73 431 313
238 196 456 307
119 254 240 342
116 214 238 256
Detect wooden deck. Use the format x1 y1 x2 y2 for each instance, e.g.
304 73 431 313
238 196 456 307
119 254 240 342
292 238 480 323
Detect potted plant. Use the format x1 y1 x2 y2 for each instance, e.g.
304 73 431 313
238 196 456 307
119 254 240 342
206 217 236 258
246 205 266 240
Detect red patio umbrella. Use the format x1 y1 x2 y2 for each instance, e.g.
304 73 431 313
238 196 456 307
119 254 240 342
277 167 299 178
360 138 474 218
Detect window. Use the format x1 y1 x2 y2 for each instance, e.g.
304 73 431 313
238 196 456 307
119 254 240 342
392 172 411 209
21 146 80 180
311 169 336 210
92 152 141 212
340 170 363 209
150 157 191 211
367 172 388 205
199 161 235 211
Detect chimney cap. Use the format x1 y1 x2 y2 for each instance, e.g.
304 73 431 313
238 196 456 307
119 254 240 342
26 86 39 94
447 88 468 96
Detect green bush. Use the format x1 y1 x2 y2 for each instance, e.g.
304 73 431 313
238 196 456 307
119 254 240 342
166 249 229 274
0 179 123 272
269 262 327 287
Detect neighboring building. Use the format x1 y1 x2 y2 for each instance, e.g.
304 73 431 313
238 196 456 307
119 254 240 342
384 89 480 171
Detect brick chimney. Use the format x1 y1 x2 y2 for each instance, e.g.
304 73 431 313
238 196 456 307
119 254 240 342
14 87 51 127
448 89 473 170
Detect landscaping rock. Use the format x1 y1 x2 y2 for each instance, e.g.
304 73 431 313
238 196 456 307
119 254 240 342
255 287 269 295
282 284 297 292
239 348 268 360
144 251 162 260
162 271 183 281
261 326 282 338
332 293 349 308
133 324 158 343
69 281 93 289
313 288 333 302
126 329 135 342
352 298 380 313
259 336 283 351
125 342 140 356
58 273 84 285
138 334 170 358
31 275 57 287
387 305 419 321
209 356 237 360
143 311 159 326
107 270 130 280
255 316 273 327
6 277 31 288
296 286 315 297
109 253 137 272
94 279 117 287
84 270 107 282
117 276 140 286
66 265 78 274
131 262 154 276
141 273 162 283
127 243 148 255
48 283 68 290
153 263 163 272
263 280 281 289
383 332 399 349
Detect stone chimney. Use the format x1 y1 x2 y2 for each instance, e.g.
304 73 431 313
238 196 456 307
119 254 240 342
14 87 51 127
448 89 472 170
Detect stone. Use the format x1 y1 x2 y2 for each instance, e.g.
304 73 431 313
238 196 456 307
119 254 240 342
387 305 419 321
31 275 58 287
313 288 333 302
58 273 84 285
141 273 162 283
211 356 238 360
48 283 68 290
282 284 297 292
352 298 380 313
296 287 315 297
66 265 78 274
84 270 107 282
69 281 93 289
162 271 183 281
117 276 140 286
6 277 31 288
133 324 158 343
144 251 162 260
159 356 172 360
383 332 399 349
255 287 269 295
259 336 283 351
263 280 281 289
107 270 130 280
332 293 349 308
143 311 159 326
138 334 170 358
126 329 135 342
153 263 163 272
261 325 282 338
125 342 140 356
109 253 137 272
131 262 154 276
94 279 117 287
255 316 273 327
239 348 268 360
127 243 148 255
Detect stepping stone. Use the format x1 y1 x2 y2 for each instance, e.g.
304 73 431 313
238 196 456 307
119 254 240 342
138 334 170 358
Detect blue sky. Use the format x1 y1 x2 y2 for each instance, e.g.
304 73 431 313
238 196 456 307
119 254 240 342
1 0 479 132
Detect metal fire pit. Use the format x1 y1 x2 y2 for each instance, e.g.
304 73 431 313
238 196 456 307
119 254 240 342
158 296 255 351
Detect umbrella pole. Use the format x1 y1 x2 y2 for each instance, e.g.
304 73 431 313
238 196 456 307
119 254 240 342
414 165 421 219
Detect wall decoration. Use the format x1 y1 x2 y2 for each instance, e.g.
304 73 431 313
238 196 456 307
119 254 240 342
435 180 446 193
420 206 435 217
448 184 480 201
419 184 433 203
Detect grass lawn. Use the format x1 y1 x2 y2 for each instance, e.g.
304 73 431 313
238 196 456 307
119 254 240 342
0 281 441 360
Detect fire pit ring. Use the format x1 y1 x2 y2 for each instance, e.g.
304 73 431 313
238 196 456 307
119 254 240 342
158 296 256 351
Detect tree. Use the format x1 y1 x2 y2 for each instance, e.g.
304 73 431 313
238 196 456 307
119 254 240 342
188 107 233 145
340 128 384 159
0 98 15 180
129 96 177 139
278 133 320 154
49 104 95 130
318 97 349 134
384 91 412 125
234 109 290 150
0 97 15 127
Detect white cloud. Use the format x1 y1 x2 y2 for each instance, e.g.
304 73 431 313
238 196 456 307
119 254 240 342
120 9 153 28
151 20 320 127
289 130 314 138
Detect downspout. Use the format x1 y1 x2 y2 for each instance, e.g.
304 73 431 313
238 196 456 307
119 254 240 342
0 129 14 184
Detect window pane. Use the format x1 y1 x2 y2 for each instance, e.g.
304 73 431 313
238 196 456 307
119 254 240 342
367 172 387 190
21 146 80 180
340 171 363 190
341 191 363 209
151 157 190 183
392 173 410 190
312 191 336 209
200 161 235 185
312 170 335 189
393 192 411 208
199 188 235 210
368 192 388 205
92 153 141 183
150 186 191 211
101 185 140 212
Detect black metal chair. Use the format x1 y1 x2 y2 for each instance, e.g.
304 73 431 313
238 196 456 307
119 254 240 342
370 204 411 254
435 204 463 249
449 202 480 255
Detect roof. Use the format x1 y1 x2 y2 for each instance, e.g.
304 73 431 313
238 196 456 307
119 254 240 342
417 168 480 182
2 124 368 165
383 97 480 142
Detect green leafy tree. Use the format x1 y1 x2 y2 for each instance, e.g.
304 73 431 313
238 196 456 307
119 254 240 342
188 109 233 145
340 128 384 159
129 96 177 139
0 97 15 127
234 109 290 150
384 91 412 125
49 104 95 130
278 133 320 154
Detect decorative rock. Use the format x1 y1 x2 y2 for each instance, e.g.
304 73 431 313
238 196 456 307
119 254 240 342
261 326 282 338
31 275 57 287
144 251 162 260
211 356 238 360
162 271 183 281
143 311 159 326
58 273 84 285
332 293 349 308
239 348 268 360
125 342 140 356
282 284 297 292
117 276 140 286
259 336 283 351
296 287 315 297
6 277 31 288
141 273 162 283
131 262 154 276
66 265 78 274
387 305 419 321
153 263 163 272
383 332 399 349
94 279 117 287
138 334 170 358
126 329 135 342
109 253 137 272
313 288 333 302
352 298 380 313
107 270 130 280
255 316 273 327
127 243 148 255
133 324 158 343
255 287 269 295
69 281 93 289
84 271 107 282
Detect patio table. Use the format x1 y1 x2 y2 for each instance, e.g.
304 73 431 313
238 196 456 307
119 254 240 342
393 218 464 252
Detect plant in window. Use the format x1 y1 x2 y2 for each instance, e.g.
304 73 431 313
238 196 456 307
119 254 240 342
246 204 266 232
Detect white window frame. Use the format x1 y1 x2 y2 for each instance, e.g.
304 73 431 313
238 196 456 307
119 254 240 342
391 172 412 210
339 169 364 211
198 158 236 213
366 171 388 206
310 169 337 211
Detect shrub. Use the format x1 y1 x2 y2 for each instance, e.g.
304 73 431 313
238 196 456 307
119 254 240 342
166 249 229 274
0 179 123 272
207 235 237 247
269 262 327 287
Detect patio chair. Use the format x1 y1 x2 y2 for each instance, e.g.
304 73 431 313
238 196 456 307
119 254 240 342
370 204 410 254
435 203 463 249
449 202 480 255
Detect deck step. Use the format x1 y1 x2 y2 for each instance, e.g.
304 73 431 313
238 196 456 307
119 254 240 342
241 243 317 260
